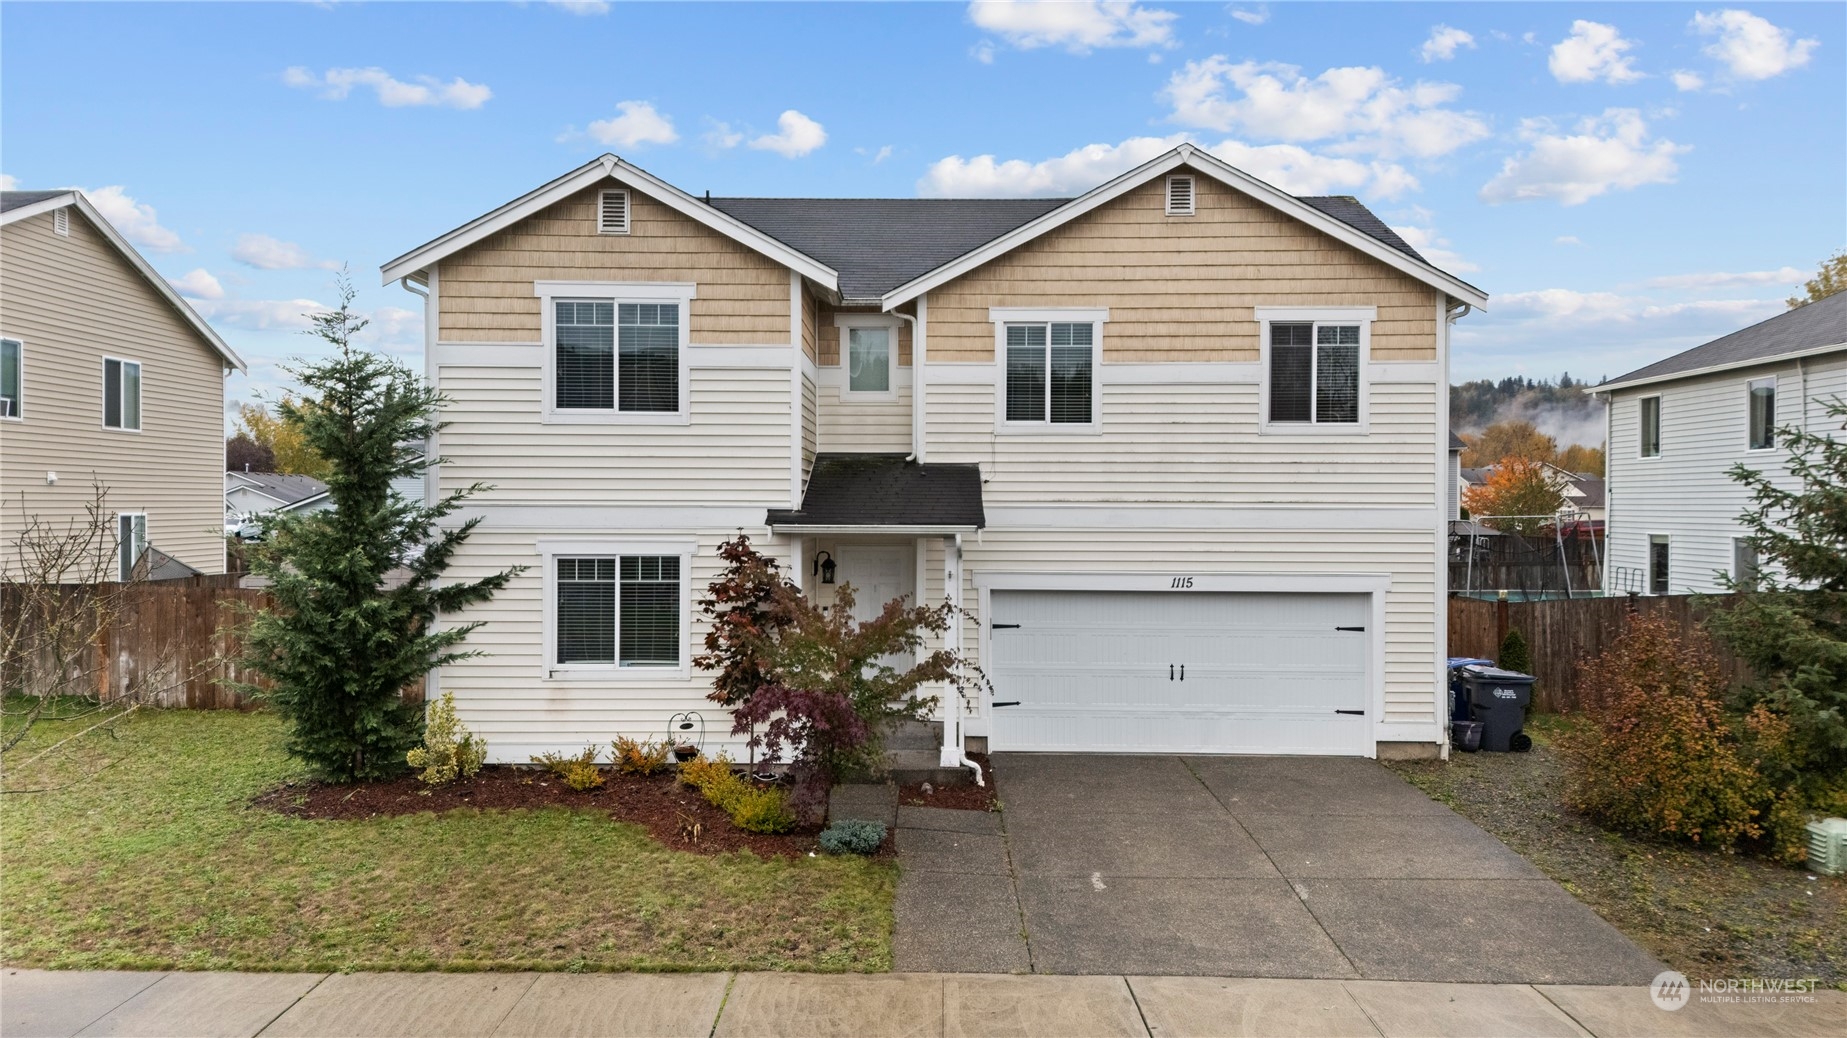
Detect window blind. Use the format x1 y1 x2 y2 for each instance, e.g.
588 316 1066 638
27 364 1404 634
1049 322 1093 424
618 303 679 413
1005 324 1046 421
556 557 617 663
555 301 615 409
1315 325 1360 423
1268 323 1312 422
619 555 680 665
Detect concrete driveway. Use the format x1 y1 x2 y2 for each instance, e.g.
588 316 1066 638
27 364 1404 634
894 754 1666 983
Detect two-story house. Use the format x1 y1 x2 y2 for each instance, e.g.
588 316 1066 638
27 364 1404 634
1 190 245 580
1594 291 1846 595
381 146 1486 770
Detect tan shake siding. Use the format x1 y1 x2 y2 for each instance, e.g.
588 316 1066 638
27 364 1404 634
926 172 1439 363
799 282 818 362
0 209 227 576
437 182 791 344
813 300 914 453
813 300 913 366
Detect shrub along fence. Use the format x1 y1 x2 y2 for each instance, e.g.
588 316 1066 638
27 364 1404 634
1448 594 1754 712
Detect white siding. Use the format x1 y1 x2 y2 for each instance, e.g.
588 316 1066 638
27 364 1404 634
1605 351 1847 594
815 378 912 454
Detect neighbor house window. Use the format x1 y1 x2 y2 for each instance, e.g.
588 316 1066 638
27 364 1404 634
1732 537 1760 591
0 338 19 418
1639 396 1661 457
103 358 141 430
1747 378 1776 450
1649 535 1670 595
1005 322 1094 424
553 300 680 413
118 513 147 582
1268 323 1361 424
555 555 681 666
847 326 891 394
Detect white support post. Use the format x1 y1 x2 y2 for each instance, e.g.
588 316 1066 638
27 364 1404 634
940 534 963 768
790 535 805 593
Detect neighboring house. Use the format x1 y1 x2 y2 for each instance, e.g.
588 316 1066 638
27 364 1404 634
224 471 332 521
1447 431 1464 520
381 146 1485 766
0 190 245 580
1457 461 1604 523
1594 291 1847 596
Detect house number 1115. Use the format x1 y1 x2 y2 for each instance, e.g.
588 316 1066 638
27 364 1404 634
1169 576 1195 589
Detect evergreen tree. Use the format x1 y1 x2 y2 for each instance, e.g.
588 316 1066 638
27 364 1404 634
1705 398 1847 776
232 282 520 781
1498 628 1532 676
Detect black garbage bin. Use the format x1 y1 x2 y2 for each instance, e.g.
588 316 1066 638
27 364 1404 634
1461 666 1536 752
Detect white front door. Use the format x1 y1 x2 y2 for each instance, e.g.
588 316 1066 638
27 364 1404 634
988 590 1371 755
832 544 915 667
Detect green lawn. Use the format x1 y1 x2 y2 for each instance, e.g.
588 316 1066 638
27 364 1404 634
0 707 895 973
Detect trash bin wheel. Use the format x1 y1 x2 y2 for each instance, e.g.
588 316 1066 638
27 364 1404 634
1509 731 1533 753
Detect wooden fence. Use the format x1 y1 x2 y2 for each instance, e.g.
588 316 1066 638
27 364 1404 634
1448 594 1754 712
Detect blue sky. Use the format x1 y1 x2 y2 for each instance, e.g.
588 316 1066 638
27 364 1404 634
3 1 1841 432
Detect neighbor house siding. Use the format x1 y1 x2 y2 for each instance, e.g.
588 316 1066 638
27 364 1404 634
0 207 228 577
1605 352 1847 595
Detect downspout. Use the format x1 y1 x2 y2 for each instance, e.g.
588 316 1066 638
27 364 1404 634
941 532 984 786
892 308 922 462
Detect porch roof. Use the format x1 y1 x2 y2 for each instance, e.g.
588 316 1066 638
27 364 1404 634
766 453 985 533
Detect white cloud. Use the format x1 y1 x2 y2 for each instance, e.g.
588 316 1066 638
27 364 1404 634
971 40 998 64
1479 109 1687 206
1645 267 1806 290
968 0 1178 53
1555 235 1583 245
167 268 225 300
1420 25 1475 63
1453 287 1787 380
749 110 828 158
81 186 186 252
1163 57 1490 159
856 144 896 164
547 1 609 13
583 101 678 148
1671 70 1706 91
703 120 745 149
1693 9 1818 81
195 298 327 332
1229 6 1268 26
283 66 491 109
1548 20 1644 84
1388 223 1478 272
0 174 16 190
232 233 339 271
917 133 1418 199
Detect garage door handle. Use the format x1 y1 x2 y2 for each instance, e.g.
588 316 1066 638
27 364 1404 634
992 623 1022 630
1335 709 1366 716
1169 664 1174 681
1179 665 1185 681
993 701 1021 708
1335 626 1366 632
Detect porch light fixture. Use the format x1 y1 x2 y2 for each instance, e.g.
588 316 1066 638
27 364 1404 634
813 551 837 584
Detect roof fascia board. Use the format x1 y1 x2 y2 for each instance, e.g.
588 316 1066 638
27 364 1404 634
1591 341 1847 394
380 154 839 290
9 193 246 372
766 522 981 535
879 144 1489 311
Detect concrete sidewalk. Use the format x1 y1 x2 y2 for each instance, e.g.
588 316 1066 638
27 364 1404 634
4 969 1841 1038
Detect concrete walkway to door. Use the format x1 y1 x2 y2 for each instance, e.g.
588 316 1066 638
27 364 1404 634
894 754 1666 983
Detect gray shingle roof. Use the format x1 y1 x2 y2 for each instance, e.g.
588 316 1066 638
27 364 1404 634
1450 431 1467 450
767 453 985 529
1 190 72 213
1603 291 1847 388
228 471 329 507
707 192 1425 300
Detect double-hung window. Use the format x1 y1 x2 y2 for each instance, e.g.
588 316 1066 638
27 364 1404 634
1267 323 1360 425
1648 535 1670 595
118 513 147 582
1639 396 1661 457
834 315 899 398
1747 378 1775 451
103 358 141 430
0 338 20 418
555 554 682 667
541 282 694 421
996 313 1101 429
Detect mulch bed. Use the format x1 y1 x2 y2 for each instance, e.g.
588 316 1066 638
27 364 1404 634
252 766 828 859
897 752 999 812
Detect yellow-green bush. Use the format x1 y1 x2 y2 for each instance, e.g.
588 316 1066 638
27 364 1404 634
612 736 673 776
406 692 488 786
531 745 605 791
677 753 793 833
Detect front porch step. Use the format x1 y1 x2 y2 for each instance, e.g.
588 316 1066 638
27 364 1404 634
885 749 973 788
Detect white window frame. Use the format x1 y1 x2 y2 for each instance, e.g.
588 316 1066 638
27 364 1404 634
1638 394 1662 458
597 189 630 235
1648 534 1671 595
1731 536 1760 591
536 281 694 425
539 539 695 678
0 335 21 421
1746 376 1776 452
1165 174 1196 216
1255 306 1374 435
118 512 147 582
101 356 142 432
833 314 901 401
989 307 1107 436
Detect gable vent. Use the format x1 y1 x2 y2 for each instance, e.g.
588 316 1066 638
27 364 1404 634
598 189 630 235
1165 175 1196 216
53 208 69 236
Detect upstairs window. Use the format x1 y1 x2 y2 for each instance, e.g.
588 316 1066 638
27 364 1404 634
1005 322 1094 425
553 300 680 413
555 555 681 667
1649 535 1670 595
1 338 19 418
1639 396 1661 457
847 326 892 395
1747 378 1775 450
1267 323 1360 425
103 358 141 430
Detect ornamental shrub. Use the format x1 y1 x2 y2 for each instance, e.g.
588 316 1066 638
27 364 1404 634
819 819 886 855
532 745 605 791
729 786 796 834
1498 628 1532 676
612 736 672 776
406 692 487 786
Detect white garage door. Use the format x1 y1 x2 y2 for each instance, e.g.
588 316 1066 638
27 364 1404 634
988 590 1371 755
